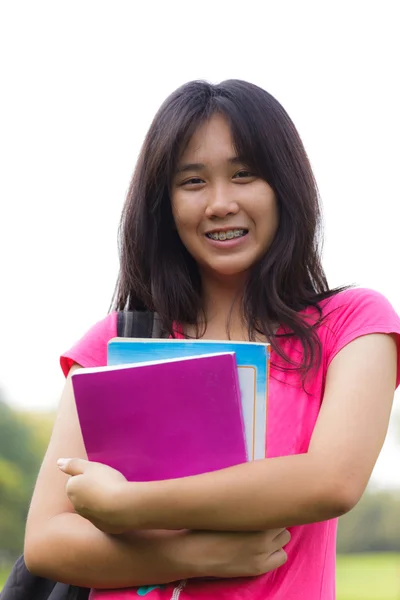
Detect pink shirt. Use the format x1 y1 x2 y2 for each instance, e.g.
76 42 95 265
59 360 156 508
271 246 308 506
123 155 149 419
61 288 400 600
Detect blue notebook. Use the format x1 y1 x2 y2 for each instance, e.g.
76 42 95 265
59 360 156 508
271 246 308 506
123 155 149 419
108 338 269 460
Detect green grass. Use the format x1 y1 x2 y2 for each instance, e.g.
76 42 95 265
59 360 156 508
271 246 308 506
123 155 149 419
0 567 10 590
337 554 400 600
1 554 400 597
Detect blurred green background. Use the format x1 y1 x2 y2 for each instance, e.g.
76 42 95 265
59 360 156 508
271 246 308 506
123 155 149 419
1 395 399 598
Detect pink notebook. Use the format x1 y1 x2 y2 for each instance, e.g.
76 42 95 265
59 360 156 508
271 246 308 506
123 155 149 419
72 353 247 481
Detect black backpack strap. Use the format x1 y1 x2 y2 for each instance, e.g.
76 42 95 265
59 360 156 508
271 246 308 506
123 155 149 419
0 553 89 600
117 311 164 338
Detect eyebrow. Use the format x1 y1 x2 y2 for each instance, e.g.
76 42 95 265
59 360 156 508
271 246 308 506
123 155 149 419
175 156 247 174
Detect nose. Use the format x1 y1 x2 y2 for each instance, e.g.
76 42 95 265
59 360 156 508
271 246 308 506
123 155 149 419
204 182 239 219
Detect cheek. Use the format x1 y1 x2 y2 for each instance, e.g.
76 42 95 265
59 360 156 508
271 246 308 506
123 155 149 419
171 209 197 250
262 189 278 223
253 194 279 240
172 209 189 236
171 193 187 223
251 196 277 220
172 199 200 232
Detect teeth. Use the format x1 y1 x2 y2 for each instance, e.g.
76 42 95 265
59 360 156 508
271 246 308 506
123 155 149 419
207 229 246 241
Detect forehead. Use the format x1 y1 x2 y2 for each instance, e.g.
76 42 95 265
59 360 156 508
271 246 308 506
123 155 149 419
179 114 236 162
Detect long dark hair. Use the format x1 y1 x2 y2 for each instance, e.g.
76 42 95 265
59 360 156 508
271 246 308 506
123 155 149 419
112 79 345 375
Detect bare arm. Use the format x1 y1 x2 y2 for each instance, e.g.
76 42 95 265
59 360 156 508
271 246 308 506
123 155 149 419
24 366 194 588
27 514 195 588
106 333 397 531
25 365 289 588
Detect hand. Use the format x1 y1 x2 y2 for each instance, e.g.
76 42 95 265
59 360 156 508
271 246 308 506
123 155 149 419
180 528 290 579
57 458 130 534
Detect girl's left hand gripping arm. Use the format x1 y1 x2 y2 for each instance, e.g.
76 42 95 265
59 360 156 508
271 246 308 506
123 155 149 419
60 333 398 533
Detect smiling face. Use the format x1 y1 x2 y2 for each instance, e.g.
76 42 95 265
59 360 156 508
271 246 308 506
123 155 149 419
171 113 279 283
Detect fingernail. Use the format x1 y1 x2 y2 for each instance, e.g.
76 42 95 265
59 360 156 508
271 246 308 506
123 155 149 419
57 458 70 469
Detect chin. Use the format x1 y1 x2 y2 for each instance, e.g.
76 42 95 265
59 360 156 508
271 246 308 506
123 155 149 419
207 264 254 279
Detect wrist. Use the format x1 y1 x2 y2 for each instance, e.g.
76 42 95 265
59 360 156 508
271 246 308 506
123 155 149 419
122 529 199 581
169 530 208 579
115 487 212 579
116 480 167 530
165 530 203 579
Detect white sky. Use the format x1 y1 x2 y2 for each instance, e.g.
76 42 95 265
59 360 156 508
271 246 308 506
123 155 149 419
0 1 399 488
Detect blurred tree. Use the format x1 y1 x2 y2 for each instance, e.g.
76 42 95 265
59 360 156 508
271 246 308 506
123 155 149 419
18 410 54 457
338 489 400 553
0 395 53 560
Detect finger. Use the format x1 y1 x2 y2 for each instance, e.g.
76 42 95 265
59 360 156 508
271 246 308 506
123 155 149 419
281 530 291 546
268 549 288 570
271 529 291 552
257 528 285 542
270 528 286 539
57 457 88 475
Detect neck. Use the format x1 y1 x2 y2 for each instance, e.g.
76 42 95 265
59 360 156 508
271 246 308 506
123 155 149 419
196 272 248 340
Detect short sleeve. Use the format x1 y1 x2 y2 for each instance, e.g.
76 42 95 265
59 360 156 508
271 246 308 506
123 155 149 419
60 312 118 377
323 288 400 387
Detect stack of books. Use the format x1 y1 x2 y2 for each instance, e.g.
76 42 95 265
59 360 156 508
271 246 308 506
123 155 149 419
72 338 270 482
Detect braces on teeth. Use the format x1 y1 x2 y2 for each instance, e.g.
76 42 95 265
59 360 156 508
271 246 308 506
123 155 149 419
207 229 246 241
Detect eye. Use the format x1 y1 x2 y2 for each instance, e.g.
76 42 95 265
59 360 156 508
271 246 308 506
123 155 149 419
233 170 254 179
181 177 205 186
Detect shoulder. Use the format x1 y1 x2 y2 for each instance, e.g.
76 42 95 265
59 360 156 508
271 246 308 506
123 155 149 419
60 312 118 376
317 287 400 372
320 287 400 330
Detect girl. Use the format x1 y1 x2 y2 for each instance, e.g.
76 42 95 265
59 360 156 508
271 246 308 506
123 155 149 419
24 79 400 599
